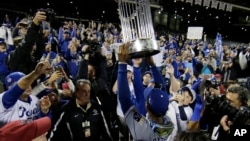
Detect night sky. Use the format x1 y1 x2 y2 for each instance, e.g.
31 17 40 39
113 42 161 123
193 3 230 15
1 0 249 43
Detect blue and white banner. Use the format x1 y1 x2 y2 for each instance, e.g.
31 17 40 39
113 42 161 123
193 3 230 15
215 33 223 65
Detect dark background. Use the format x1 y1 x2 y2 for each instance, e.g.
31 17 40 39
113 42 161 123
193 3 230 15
0 0 249 43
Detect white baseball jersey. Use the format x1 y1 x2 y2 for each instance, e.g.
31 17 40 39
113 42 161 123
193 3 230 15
0 89 40 128
125 106 174 141
171 101 193 132
165 102 178 141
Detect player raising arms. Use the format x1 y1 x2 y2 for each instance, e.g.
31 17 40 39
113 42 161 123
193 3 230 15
117 43 174 141
0 61 51 128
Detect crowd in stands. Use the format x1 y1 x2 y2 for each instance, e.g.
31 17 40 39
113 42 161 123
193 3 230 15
0 10 250 141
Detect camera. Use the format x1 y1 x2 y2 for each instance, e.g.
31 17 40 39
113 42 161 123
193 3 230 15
54 66 61 72
37 8 56 22
204 80 219 92
205 93 250 125
84 40 101 55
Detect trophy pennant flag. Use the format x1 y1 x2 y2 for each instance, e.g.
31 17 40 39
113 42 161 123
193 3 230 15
118 0 159 58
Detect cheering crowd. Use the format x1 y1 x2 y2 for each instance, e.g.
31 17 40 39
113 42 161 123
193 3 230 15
0 9 249 141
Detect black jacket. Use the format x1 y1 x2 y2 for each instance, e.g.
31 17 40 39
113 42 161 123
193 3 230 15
48 98 112 141
9 22 45 74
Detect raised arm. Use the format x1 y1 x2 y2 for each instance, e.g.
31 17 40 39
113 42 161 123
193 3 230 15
117 43 133 114
132 58 147 116
167 64 180 94
2 61 51 109
146 56 166 91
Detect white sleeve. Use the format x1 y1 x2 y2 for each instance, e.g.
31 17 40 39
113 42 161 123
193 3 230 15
166 102 178 141
67 79 75 93
0 93 6 112
31 82 47 96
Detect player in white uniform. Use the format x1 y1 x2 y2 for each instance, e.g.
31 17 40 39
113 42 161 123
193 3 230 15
170 86 195 132
117 43 174 141
0 61 51 128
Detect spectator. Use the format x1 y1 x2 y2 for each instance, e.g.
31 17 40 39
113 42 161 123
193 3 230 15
48 79 112 141
142 71 152 88
0 39 9 85
64 38 82 80
221 61 237 86
40 43 57 64
58 29 72 55
8 11 47 74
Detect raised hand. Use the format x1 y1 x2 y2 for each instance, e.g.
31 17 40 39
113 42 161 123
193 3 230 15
166 64 174 76
118 42 130 63
33 11 47 25
34 61 51 76
48 69 64 83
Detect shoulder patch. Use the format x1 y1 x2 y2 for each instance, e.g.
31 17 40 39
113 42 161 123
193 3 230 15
133 111 144 124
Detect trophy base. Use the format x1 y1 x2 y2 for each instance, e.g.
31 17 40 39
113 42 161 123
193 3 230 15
129 50 160 58
129 38 160 58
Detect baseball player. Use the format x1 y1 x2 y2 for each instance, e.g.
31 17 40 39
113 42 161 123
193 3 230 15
117 43 174 141
0 61 51 128
170 86 196 132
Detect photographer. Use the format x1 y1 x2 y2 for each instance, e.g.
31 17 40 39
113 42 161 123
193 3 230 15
75 40 118 139
201 83 250 141
218 84 249 141
8 11 47 75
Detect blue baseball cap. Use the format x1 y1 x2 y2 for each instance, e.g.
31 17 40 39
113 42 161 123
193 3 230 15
144 86 169 117
143 71 152 76
4 72 25 88
0 38 6 46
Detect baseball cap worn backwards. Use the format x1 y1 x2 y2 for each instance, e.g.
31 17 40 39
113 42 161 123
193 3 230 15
144 86 169 117
0 117 51 141
4 72 25 88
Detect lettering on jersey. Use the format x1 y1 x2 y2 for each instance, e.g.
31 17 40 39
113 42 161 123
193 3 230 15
19 105 39 119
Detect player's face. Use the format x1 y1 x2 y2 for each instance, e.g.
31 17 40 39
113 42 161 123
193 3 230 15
76 83 91 105
182 91 193 105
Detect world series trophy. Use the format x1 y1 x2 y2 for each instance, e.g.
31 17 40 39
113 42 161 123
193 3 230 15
118 0 159 58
